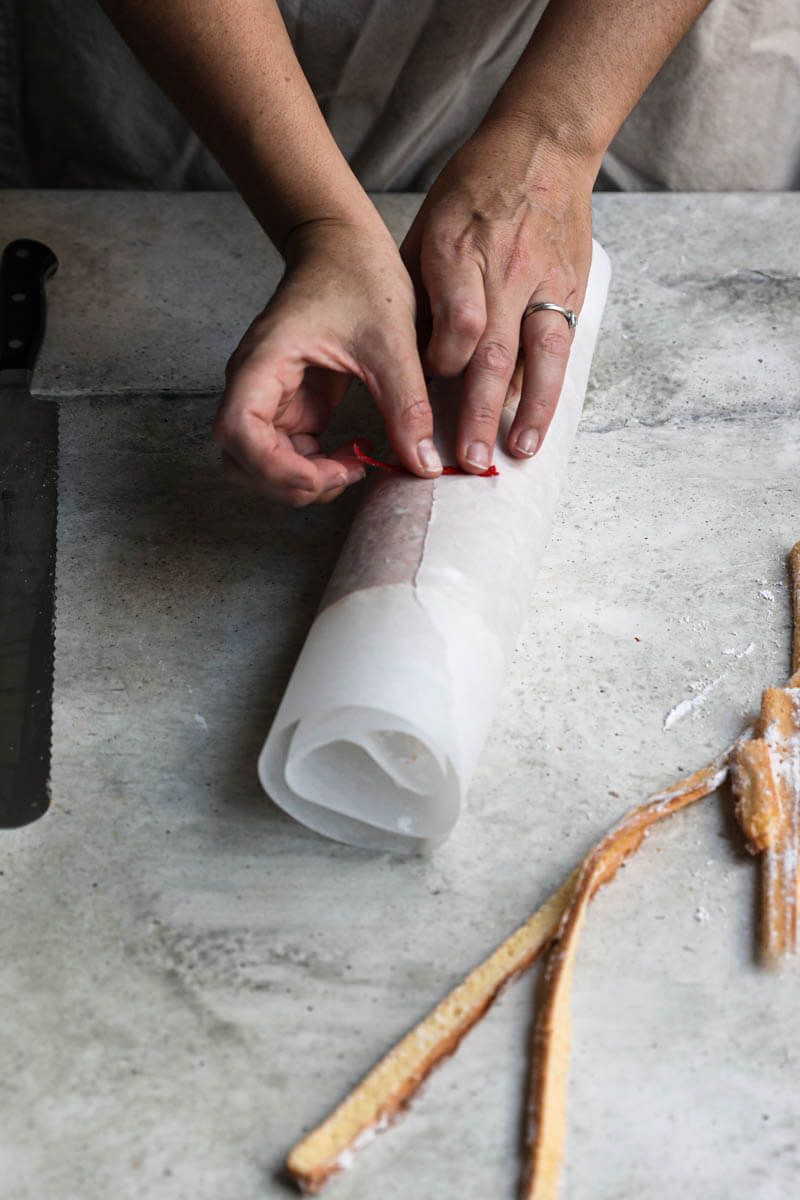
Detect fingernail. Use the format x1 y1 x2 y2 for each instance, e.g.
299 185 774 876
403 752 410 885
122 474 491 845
465 442 490 470
324 473 348 493
417 439 442 474
347 467 367 485
515 429 539 456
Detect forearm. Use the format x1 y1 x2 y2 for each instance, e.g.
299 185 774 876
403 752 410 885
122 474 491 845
486 0 712 174
99 0 380 249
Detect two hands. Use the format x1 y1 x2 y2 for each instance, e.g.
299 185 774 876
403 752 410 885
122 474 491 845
214 122 594 506
102 0 712 509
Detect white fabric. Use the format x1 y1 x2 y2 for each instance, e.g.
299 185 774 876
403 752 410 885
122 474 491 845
4 0 799 191
599 1 800 191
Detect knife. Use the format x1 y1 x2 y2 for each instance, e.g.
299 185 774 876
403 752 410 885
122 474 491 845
0 238 59 829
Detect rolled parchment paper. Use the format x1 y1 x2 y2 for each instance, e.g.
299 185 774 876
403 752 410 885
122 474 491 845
260 242 611 852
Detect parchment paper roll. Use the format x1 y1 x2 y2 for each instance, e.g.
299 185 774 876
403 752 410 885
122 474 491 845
260 242 611 851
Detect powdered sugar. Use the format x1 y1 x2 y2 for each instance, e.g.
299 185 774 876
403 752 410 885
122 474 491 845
663 643 754 730
333 1114 391 1173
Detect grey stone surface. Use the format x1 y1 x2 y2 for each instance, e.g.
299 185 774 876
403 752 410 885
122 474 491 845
2 192 800 1200
589 193 800 433
0 190 423 397
2 190 798 433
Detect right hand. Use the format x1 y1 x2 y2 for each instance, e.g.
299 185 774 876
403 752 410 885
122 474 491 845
213 218 442 506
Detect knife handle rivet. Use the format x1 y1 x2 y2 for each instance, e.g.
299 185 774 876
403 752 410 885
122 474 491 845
7 339 22 350
14 247 29 258
11 292 26 303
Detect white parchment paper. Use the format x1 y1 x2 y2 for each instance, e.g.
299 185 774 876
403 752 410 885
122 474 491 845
260 242 611 851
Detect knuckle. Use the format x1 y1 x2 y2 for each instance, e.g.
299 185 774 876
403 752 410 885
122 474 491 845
472 338 515 377
466 400 501 428
397 396 433 426
532 328 572 359
441 300 485 342
525 391 558 417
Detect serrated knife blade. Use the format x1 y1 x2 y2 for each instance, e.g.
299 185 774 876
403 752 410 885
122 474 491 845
0 238 59 828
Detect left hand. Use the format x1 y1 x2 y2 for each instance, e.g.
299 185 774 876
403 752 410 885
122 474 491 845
401 117 595 472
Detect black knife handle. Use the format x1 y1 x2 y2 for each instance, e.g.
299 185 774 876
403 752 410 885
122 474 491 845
0 239 59 375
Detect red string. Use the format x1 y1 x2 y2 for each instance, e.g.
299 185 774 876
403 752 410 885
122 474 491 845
352 441 498 477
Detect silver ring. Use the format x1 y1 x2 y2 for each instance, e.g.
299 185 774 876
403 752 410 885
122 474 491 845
522 302 577 331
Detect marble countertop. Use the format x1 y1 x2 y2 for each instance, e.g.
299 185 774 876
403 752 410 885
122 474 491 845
2 189 799 1200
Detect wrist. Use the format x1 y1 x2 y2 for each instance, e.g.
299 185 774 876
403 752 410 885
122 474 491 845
478 103 606 186
283 210 400 266
245 170 388 258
